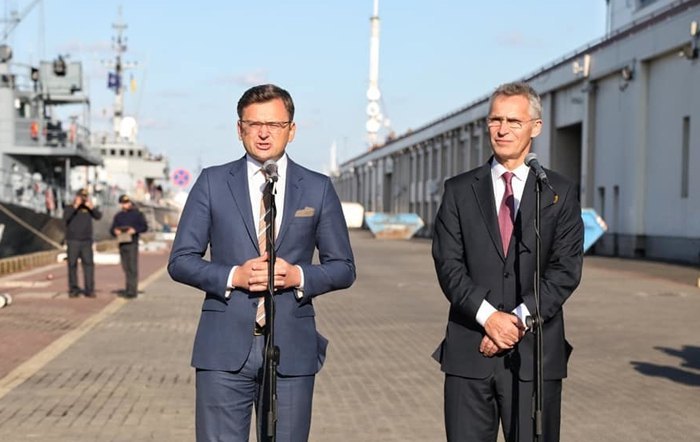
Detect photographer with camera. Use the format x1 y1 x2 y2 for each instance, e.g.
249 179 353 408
63 188 102 298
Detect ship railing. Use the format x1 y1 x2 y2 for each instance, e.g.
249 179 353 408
0 168 66 218
15 118 91 150
90 186 123 209
69 121 91 150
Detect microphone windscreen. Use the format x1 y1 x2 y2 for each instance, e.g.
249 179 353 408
525 152 538 166
262 159 279 181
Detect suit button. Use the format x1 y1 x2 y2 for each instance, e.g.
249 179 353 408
503 272 510 278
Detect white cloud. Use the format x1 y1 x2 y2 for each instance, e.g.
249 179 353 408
215 69 268 87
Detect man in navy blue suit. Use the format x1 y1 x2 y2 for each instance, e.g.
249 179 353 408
168 84 355 441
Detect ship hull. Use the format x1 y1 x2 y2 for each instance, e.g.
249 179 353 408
0 203 64 258
0 202 180 259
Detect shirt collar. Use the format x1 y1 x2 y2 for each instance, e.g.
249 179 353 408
246 153 288 180
490 158 530 183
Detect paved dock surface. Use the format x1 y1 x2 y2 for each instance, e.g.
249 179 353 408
0 231 698 441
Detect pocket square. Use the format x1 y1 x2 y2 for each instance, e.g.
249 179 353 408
294 207 315 217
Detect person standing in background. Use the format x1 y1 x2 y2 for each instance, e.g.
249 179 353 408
110 194 148 299
63 188 102 298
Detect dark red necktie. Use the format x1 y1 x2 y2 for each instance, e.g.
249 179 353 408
498 172 515 255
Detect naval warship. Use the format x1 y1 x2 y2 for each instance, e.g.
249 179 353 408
0 42 100 258
0 9 178 259
71 11 180 238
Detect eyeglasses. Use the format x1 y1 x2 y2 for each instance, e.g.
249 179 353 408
239 120 292 133
486 117 539 130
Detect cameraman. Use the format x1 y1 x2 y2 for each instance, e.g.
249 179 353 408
63 188 102 298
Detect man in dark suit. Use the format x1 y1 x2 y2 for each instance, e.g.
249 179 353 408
168 84 355 442
432 82 584 442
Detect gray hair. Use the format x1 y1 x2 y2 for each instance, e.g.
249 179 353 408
489 82 542 119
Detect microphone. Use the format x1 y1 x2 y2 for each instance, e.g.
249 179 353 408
524 153 549 184
262 159 279 183
525 153 556 193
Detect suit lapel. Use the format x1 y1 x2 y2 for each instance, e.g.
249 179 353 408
518 173 536 232
275 159 303 250
472 162 506 261
516 170 557 253
226 158 258 250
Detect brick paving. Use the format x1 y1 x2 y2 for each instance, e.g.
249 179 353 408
0 244 171 380
0 231 698 441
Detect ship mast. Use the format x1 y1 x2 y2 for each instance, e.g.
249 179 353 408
105 7 136 139
366 0 385 147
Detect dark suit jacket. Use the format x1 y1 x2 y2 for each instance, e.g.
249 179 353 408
168 156 355 376
432 160 583 381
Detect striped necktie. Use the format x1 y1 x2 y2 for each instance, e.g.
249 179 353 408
256 171 272 327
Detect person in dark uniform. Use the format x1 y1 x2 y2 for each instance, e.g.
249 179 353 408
110 194 148 298
63 188 102 298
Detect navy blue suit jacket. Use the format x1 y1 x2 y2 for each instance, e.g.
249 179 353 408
168 156 355 376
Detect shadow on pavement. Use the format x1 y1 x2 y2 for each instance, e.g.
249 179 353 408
631 345 700 386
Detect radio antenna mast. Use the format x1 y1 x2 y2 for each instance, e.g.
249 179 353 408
366 0 388 148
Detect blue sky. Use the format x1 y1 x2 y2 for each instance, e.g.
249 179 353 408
8 0 607 180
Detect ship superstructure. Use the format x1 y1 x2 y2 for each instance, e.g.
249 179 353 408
73 10 177 231
0 30 101 256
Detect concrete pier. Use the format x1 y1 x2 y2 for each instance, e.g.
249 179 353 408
0 231 698 441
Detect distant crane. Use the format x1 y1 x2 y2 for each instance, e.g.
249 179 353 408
1 0 42 43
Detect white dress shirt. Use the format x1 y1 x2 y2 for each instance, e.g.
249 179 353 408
225 154 305 298
248 154 287 237
475 160 532 328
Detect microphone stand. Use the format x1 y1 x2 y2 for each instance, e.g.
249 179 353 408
526 177 544 441
261 179 279 441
